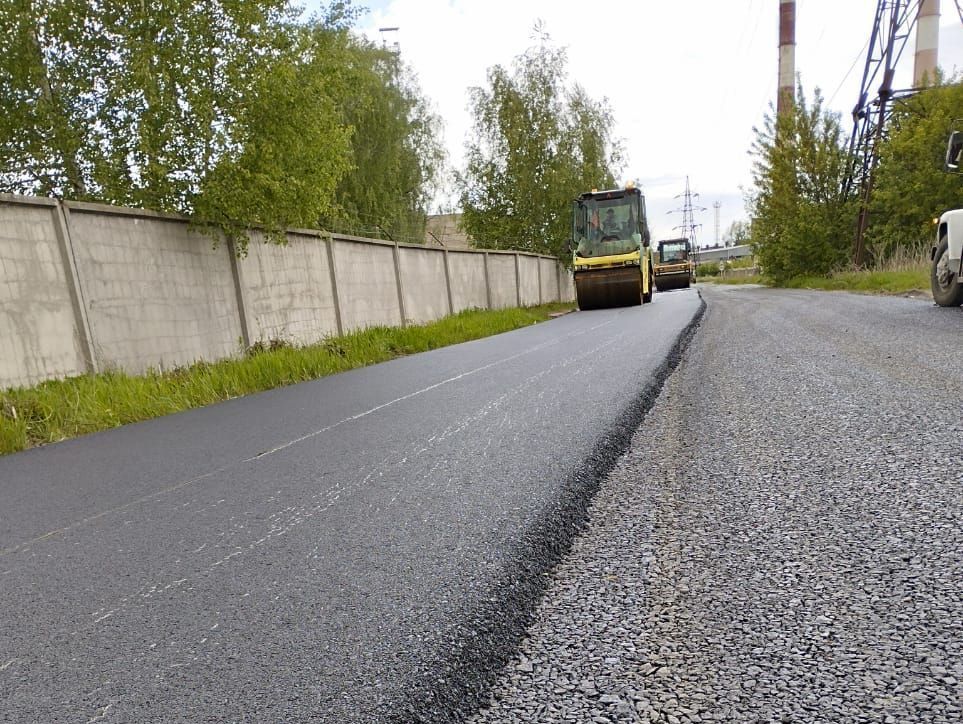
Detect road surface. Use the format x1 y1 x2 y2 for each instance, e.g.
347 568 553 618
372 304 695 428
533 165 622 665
0 290 702 723
474 285 963 723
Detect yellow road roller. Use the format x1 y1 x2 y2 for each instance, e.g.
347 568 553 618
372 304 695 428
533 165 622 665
653 237 694 291
571 184 653 310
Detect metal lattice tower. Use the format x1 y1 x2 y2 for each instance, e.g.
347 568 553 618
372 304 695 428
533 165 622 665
714 201 722 245
843 0 922 266
670 177 706 249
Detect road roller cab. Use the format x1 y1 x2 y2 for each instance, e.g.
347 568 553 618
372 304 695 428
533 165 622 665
571 185 653 310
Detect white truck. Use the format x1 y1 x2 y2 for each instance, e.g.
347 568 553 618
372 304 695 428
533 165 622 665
931 130 963 306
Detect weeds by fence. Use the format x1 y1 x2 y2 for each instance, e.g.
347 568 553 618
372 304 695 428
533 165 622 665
0 303 573 456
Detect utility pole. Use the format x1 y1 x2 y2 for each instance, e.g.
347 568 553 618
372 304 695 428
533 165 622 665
714 201 722 246
778 0 796 116
669 177 706 249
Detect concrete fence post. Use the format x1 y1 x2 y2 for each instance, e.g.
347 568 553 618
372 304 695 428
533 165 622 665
442 248 454 315
326 235 344 336
483 251 493 310
537 255 543 306
392 241 408 326
227 236 254 350
514 253 522 308
52 202 98 373
556 261 563 302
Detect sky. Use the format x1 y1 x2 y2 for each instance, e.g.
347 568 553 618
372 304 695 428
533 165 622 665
307 0 963 245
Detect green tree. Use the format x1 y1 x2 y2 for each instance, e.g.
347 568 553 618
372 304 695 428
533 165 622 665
0 0 301 210
193 17 357 246
870 77 963 255
457 39 622 259
0 0 108 197
747 84 853 282
1 1 446 250
723 220 751 246
321 37 444 244
95 0 299 213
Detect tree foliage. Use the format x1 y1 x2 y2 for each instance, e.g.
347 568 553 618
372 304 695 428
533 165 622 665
747 84 853 282
320 37 444 244
870 77 963 255
194 18 356 244
0 0 110 198
457 39 623 259
723 220 751 246
0 1 443 249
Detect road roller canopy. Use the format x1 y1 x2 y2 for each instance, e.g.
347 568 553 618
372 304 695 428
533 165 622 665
572 188 648 258
657 238 691 263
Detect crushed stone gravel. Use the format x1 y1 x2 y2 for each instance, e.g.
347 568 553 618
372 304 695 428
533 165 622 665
471 286 963 724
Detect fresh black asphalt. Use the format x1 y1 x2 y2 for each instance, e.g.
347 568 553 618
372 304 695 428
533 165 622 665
0 290 702 723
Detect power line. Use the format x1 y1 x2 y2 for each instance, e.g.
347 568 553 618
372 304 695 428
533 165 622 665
828 34 873 107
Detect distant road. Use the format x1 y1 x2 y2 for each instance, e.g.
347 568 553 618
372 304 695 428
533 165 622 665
0 290 702 723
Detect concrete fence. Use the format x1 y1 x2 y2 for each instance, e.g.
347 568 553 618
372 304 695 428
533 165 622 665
0 194 575 390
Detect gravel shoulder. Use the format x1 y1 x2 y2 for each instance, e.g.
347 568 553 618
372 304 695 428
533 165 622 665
472 286 963 723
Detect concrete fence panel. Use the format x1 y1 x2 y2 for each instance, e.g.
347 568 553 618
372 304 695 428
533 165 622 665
66 203 242 374
0 197 88 388
0 195 573 390
486 253 518 309
562 269 576 301
238 230 339 346
538 257 559 303
517 254 541 307
332 236 401 332
397 245 449 325
447 251 488 312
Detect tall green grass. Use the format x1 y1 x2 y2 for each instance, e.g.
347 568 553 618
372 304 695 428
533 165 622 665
712 245 931 294
712 267 929 292
0 303 573 456
781 267 929 293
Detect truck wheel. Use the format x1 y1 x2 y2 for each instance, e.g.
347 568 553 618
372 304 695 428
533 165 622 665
931 234 963 307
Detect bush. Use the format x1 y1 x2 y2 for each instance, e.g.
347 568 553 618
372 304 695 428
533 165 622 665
697 262 720 276
747 84 853 283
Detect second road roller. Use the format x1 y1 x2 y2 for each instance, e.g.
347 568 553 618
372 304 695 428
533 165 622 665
571 183 653 310
653 237 695 291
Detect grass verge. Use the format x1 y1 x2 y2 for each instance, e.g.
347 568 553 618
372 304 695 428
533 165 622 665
781 267 929 294
710 266 930 294
0 303 574 456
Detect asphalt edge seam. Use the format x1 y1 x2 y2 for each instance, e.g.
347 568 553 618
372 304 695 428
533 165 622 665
391 294 708 724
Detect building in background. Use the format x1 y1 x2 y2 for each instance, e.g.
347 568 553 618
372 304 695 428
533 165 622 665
425 213 473 248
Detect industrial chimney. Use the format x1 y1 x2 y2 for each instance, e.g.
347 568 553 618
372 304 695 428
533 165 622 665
778 0 796 114
914 0 940 86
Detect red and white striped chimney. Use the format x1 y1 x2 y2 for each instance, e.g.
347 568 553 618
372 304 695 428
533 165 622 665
778 0 796 114
914 0 940 86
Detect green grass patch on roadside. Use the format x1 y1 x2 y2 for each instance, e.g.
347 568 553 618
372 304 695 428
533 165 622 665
710 266 929 294
0 302 574 456
781 267 929 294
